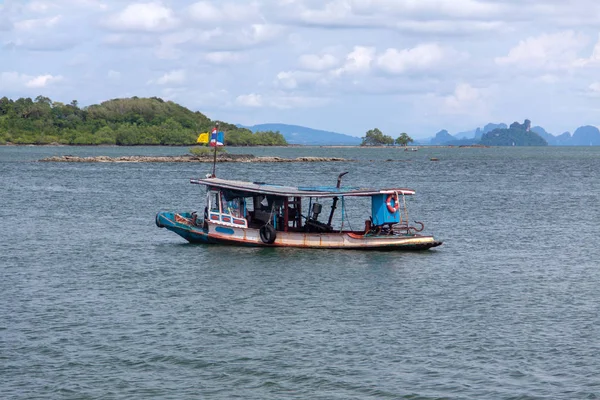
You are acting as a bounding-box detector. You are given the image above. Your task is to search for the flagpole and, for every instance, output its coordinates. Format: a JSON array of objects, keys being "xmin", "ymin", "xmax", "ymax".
[{"xmin": 211, "ymin": 122, "xmax": 219, "ymax": 177}]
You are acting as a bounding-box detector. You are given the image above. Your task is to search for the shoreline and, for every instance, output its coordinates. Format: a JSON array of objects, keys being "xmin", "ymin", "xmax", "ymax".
[
  {"xmin": 4, "ymin": 143, "xmax": 489, "ymax": 149},
  {"xmin": 39, "ymin": 155, "xmax": 353, "ymax": 163}
]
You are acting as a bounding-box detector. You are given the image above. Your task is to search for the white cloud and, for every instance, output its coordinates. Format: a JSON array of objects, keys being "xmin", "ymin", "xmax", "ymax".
[
  {"xmin": 276, "ymin": 0, "xmax": 508, "ymax": 33},
  {"xmin": 298, "ymin": 53, "xmax": 339, "ymax": 71},
  {"xmin": 589, "ymin": 82, "xmax": 600, "ymax": 93},
  {"xmin": 495, "ymin": 31, "xmax": 588, "ymax": 70},
  {"xmin": 108, "ymin": 70, "xmax": 121, "ymax": 79},
  {"xmin": 233, "ymin": 91, "xmax": 331, "ymax": 109},
  {"xmin": 241, "ymin": 23, "xmax": 282, "ymax": 45},
  {"xmin": 269, "ymin": 94, "xmax": 331, "ymax": 109},
  {"xmin": 275, "ymin": 70, "xmax": 322, "ymax": 90},
  {"xmin": 235, "ymin": 93, "xmax": 263, "ymax": 107},
  {"xmin": 276, "ymin": 71, "xmax": 298, "ymax": 89},
  {"xmin": 204, "ymin": 51, "xmax": 242, "ymax": 65},
  {"xmin": 14, "ymin": 15, "xmax": 62, "ymax": 31},
  {"xmin": 26, "ymin": 74, "xmax": 63, "ymax": 88},
  {"xmin": 188, "ymin": 2, "xmax": 262, "ymax": 24},
  {"xmin": 333, "ymin": 46, "xmax": 376, "ymax": 76},
  {"xmin": 26, "ymin": 1, "xmax": 57, "ymax": 13},
  {"xmin": 391, "ymin": 20, "xmax": 505, "ymax": 35},
  {"xmin": 102, "ymin": 33, "xmax": 155, "ymax": 48},
  {"xmin": 103, "ymin": 2, "xmax": 178, "ymax": 32},
  {"xmin": 443, "ymin": 83, "xmax": 487, "ymax": 114},
  {"xmin": 376, "ymin": 43, "xmax": 445, "ymax": 74},
  {"xmin": 154, "ymin": 70, "xmax": 186, "ymax": 85},
  {"xmin": 1, "ymin": 72, "xmax": 63, "ymax": 90},
  {"xmin": 573, "ymin": 34, "xmax": 600, "ymax": 67}
]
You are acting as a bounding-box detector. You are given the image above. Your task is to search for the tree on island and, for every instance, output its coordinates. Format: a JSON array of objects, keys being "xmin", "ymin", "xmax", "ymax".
[
  {"xmin": 0, "ymin": 96, "xmax": 287, "ymax": 146},
  {"xmin": 360, "ymin": 128, "xmax": 394, "ymax": 146},
  {"xmin": 395, "ymin": 132, "xmax": 414, "ymax": 147}
]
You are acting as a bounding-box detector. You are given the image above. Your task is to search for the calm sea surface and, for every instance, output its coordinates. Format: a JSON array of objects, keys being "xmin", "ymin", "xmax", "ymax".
[{"xmin": 1, "ymin": 145, "xmax": 599, "ymax": 399}]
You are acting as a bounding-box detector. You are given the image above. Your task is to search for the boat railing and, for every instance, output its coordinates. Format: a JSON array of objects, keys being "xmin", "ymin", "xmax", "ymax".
[{"xmin": 208, "ymin": 211, "xmax": 248, "ymax": 228}]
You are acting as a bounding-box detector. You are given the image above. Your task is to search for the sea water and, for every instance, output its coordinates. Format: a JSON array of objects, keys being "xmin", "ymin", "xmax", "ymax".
[{"xmin": 1, "ymin": 145, "xmax": 599, "ymax": 399}]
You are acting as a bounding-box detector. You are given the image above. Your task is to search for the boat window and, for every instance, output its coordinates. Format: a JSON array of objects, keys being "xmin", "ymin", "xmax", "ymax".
[
  {"xmin": 210, "ymin": 191, "xmax": 220, "ymax": 212},
  {"xmin": 224, "ymin": 197, "xmax": 242, "ymax": 218},
  {"xmin": 255, "ymin": 195, "xmax": 270, "ymax": 211}
]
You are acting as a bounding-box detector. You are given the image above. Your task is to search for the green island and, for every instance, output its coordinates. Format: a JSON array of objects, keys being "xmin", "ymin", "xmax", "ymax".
[
  {"xmin": 480, "ymin": 120, "xmax": 547, "ymax": 146},
  {"xmin": 0, "ymin": 96, "xmax": 287, "ymax": 146}
]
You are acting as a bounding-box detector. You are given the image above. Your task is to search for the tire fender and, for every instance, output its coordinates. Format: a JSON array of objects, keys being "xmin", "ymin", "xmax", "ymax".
[{"xmin": 259, "ymin": 224, "xmax": 276, "ymax": 244}]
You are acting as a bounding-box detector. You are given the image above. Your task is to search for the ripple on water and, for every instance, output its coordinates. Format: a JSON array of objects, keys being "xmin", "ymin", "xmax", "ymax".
[{"xmin": 1, "ymin": 146, "xmax": 600, "ymax": 399}]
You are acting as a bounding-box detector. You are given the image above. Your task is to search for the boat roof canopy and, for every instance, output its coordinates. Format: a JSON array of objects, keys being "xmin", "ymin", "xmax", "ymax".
[{"xmin": 191, "ymin": 177, "xmax": 415, "ymax": 198}]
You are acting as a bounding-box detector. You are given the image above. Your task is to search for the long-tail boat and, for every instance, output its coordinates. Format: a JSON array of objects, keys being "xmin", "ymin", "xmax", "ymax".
[{"xmin": 156, "ymin": 172, "xmax": 442, "ymax": 250}]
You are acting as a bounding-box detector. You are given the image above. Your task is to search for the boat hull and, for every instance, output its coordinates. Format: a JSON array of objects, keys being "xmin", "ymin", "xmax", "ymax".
[{"xmin": 156, "ymin": 212, "xmax": 442, "ymax": 250}]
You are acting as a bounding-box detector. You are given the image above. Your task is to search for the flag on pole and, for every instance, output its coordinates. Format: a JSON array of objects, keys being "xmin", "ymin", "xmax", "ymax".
[
  {"xmin": 209, "ymin": 127, "xmax": 224, "ymax": 147},
  {"xmin": 197, "ymin": 132, "xmax": 209, "ymax": 144}
]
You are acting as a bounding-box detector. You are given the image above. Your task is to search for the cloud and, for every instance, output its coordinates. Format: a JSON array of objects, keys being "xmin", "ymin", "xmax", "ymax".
[
  {"xmin": 108, "ymin": 70, "xmax": 121, "ymax": 80},
  {"xmin": 235, "ymin": 93, "xmax": 263, "ymax": 107},
  {"xmin": 204, "ymin": 51, "xmax": 243, "ymax": 65},
  {"xmin": 273, "ymin": 0, "xmax": 508, "ymax": 34},
  {"xmin": 0, "ymin": 71, "xmax": 63, "ymax": 90},
  {"xmin": 442, "ymin": 83, "xmax": 488, "ymax": 115},
  {"xmin": 26, "ymin": 74, "xmax": 64, "ymax": 88},
  {"xmin": 573, "ymin": 34, "xmax": 600, "ymax": 67},
  {"xmin": 102, "ymin": 2, "xmax": 179, "ymax": 32},
  {"xmin": 26, "ymin": 1, "xmax": 58, "ymax": 14},
  {"xmin": 298, "ymin": 53, "xmax": 339, "ymax": 71},
  {"xmin": 588, "ymin": 82, "xmax": 600, "ymax": 96},
  {"xmin": 188, "ymin": 1, "xmax": 262, "ymax": 24},
  {"xmin": 275, "ymin": 70, "xmax": 323, "ymax": 90},
  {"xmin": 234, "ymin": 91, "xmax": 330, "ymax": 109},
  {"xmin": 376, "ymin": 43, "xmax": 446, "ymax": 74},
  {"xmin": 4, "ymin": 35, "xmax": 78, "ymax": 51},
  {"xmin": 495, "ymin": 31, "xmax": 588, "ymax": 70},
  {"xmin": 14, "ymin": 15, "xmax": 62, "ymax": 31},
  {"xmin": 102, "ymin": 33, "xmax": 156, "ymax": 48},
  {"xmin": 154, "ymin": 70, "xmax": 186, "ymax": 85},
  {"xmin": 333, "ymin": 46, "xmax": 376, "ymax": 75}
]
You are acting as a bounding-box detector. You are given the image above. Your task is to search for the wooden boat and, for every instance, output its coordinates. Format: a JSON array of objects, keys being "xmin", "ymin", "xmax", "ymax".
[{"xmin": 156, "ymin": 173, "xmax": 442, "ymax": 250}]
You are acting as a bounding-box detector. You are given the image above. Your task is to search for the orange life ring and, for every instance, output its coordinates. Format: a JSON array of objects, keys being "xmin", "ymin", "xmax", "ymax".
[{"xmin": 386, "ymin": 193, "xmax": 399, "ymax": 213}]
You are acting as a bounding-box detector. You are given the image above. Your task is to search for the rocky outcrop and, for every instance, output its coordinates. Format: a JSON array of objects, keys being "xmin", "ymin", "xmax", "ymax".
[{"xmin": 39, "ymin": 155, "xmax": 349, "ymax": 163}]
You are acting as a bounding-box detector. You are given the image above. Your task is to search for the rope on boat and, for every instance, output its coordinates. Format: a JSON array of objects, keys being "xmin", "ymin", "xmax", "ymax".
[{"xmin": 340, "ymin": 196, "xmax": 344, "ymax": 231}]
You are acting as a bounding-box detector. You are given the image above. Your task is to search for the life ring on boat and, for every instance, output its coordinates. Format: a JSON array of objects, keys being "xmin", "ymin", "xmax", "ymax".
[
  {"xmin": 386, "ymin": 193, "xmax": 399, "ymax": 213},
  {"xmin": 259, "ymin": 224, "xmax": 276, "ymax": 244}
]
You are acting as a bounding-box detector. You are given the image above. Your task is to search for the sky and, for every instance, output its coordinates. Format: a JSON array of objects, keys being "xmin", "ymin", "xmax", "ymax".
[{"xmin": 1, "ymin": 0, "xmax": 600, "ymax": 139}]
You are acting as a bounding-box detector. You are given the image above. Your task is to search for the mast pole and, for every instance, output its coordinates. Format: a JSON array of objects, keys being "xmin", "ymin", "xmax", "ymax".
[{"xmin": 211, "ymin": 122, "xmax": 219, "ymax": 177}]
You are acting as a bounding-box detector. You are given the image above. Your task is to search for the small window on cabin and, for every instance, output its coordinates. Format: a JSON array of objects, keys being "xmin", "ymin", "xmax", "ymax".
[
  {"xmin": 210, "ymin": 191, "xmax": 220, "ymax": 212},
  {"xmin": 255, "ymin": 195, "xmax": 270, "ymax": 211},
  {"xmin": 224, "ymin": 197, "xmax": 242, "ymax": 218}
]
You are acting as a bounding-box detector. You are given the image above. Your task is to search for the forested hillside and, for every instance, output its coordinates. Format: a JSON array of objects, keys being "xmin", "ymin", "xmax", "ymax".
[{"xmin": 0, "ymin": 96, "xmax": 286, "ymax": 146}]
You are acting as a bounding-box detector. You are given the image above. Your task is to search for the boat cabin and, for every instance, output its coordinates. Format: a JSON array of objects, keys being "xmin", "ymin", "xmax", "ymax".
[{"xmin": 195, "ymin": 177, "xmax": 417, "ymax": 235}]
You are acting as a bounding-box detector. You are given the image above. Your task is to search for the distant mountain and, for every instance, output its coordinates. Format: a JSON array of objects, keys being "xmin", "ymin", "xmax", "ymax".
[
  {"xmin": 430, "ymin": 121, "xmax": 600, "ymax": 146},
  {"xmin": 531, "ymin": 126, "xmax": 558, "ymax": 145},
  {"xmin": 482, "ymin": 123, "xmax": 507, "ymax": 134},
  {"xmin": 480, "ymin": 120, "xmax": 547, "ymax": 146},
  {"xmin": 454, "ymin": 128, "xmax": 477, "ymax": 139},
  {"xmin": 571, "ymin": 125, "xmax": 600, "ymax": 146},
  {"xmin": 556, "ymin": 132, "xmax": 572, "ymax": 145},
  {"xmin": 239, "ymin": 123, "xmax": 361, "ymax": 145},
  {"xmin": 430, "ymin": 129, "xmax": 455, "ymax": 145}
]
